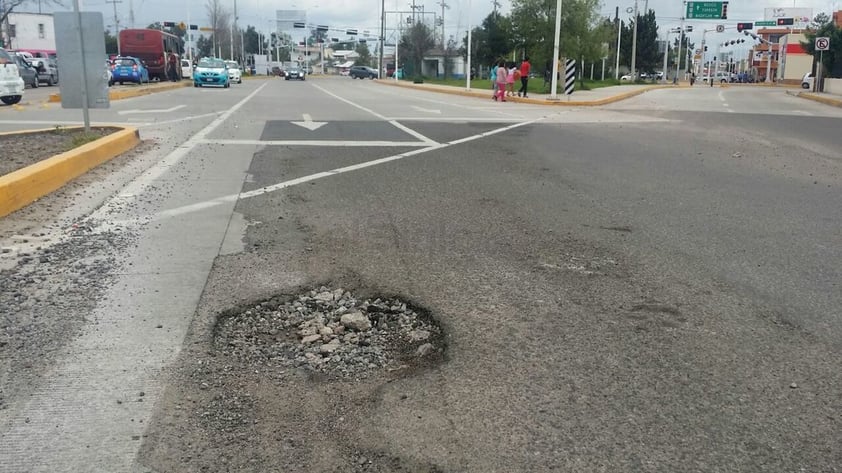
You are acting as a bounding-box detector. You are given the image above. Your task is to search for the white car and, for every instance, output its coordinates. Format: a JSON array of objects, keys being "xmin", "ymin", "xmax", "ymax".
[
  {"xmin": 801, "ymin": 72, "xmax": 814, "ymax": 90},
  {"xmin": 225, "ymin": 61, "xmax": 242, "ymax": 84},
  {"xmin": 181, "ymin": 59, "xmax": 192, "ymax": 80},
  {"xmin": 0, "ymin": 48, "xmax": 25, "ymax": 105}
]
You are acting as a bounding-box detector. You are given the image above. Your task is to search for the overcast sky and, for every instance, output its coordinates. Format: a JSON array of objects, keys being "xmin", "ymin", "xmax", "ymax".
[{"xmin": 21, "ymin": 0, "xmax": 842, "ymax": 46}]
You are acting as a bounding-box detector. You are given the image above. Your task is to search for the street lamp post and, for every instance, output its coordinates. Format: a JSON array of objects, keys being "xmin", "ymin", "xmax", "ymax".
[
  {"xmin": 614, "ymin": 11, "xmax": 621, "ymax": 80},
  {"xmin": 630, "ymin": 0, "xmax": 638, "ymax": 81}
]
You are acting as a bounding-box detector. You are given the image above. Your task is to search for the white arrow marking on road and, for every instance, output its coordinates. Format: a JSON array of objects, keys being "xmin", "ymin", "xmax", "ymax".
[
  {"xmin": 291, "ymin": 113, "xmax": 328, "ymax": 131},
  {"xmin": 118, "ymin": 105, "xmax": 186, "ymax": 115},
  {"xmin": 411, "ymin": 105, "xmax": 441, "ymax": 114}
]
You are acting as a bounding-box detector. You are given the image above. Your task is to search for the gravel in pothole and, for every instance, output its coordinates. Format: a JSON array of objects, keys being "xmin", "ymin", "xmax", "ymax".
[{"xmin": 214, "ymin": 287, "xmax": 444, "ymax": 379}]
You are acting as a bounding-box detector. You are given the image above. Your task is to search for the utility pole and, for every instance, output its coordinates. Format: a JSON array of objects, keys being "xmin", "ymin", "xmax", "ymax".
[
  {"xmin": 379, "ymin": 0, "xmax": 385, "ymax": 78},
  {"xmin": 129, "ymin": 0, "xmax": 134, "ymax": 28},
  {"xmin": 437, "ymin": 1, "xmax": 449, "ymax": 49},
  {"xmin": 492, "ymin": 0, "xmax": 501, "ymax": 16},
  {"xmin": 105, "ymin": 0, "xmax": 122, "ymax": 55}
]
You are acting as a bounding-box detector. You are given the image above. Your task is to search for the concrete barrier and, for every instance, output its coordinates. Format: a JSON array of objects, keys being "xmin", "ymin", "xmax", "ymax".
[
  {"xmin": 825, "ymin": 78, "xmax": 842, "ymax": 96},
  {"xmin": 0, "ymin": 126, "xmax": 140, "ymax": 217}
]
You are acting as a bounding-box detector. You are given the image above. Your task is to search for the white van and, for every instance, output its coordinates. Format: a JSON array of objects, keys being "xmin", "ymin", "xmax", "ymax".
[{"xmin": 0, "ymin": 48, "xmax": 25, "ymax": 105}]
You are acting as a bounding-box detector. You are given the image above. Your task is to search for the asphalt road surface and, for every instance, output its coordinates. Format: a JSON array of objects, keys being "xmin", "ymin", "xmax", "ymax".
[{"xmin": 1, "ymin": 78, "xmax": 841, "ymax": 472}]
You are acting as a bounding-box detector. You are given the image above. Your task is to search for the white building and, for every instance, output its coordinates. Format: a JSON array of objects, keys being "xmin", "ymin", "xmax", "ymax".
[{"xmin": 3, "ymin": 12, "xmax": 56, "ymax": 51}]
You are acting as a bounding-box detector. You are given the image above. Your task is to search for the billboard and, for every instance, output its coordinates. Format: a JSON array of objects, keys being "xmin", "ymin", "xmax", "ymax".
[{"xmin": 764, "ymin": 7, "xmax": 813, "ymax": 27}]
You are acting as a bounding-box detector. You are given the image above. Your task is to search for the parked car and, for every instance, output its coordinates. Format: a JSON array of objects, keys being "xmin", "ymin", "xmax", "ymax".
[
  {"xmin": 701, "ymin": 72, "xmax": 731, "ymax": 84},
  {"xmin": 13, "ymin": 54, "xmax": 38, "ymax": 89},
  {"xmin": 225, "ymin": 61, "xmax": 242, "ymax": 84},
  {"xmin": 110, "ymin": 56, "xmax": 150, "ymax": 85},
  {"xmin": 12, "ymin": 51, "xmax": 58, "ymax": 85},
  {"xmin": 349, "ymin": 65, "xmax": 378, "ymax": 79},
  {"xmin": 181, "ymin": 59, "xmax": 193, "ymax": 80},
  {"xmin": 193, "ymin": 57, "xmax": 230, "ymax": 88},
  {"xmin": 285, "ymin": 67, "xmax": 305, "ymax": 81},
  {"xmin": 801, "ymin": 72, "xmax": 814, "ymax": 90},
  {"xmin": 0, "ymin": 48, "xmax": 25, "ymax": 105}
]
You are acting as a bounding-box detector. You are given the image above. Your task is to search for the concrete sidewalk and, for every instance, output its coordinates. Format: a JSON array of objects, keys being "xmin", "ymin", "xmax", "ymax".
[
  {"xmin": 377, "ymin": 79, "xmax": 684, "ymax": 106},
  {"xmin": 786, "ymin": 89, "xmax": 842, "ymax": 108}
]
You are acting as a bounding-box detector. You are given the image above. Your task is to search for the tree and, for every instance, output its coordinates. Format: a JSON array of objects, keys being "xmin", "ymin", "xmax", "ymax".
[
  {"xmin": 463, "ymin": 12, "xmax": 510, "ymax": 71},
  {"xmin": 1, "ymin": 0, "xmax": 62, "ymax": 48},
  {"xmin": 243, "ymin": 25, "xmax": 260, "ymax": 54},
  {"xmin": 354, "ymin": 42, "xmax": 371, "ymax": 66},
  {"xmin": 206, "ymin": 0, "xmax": 231, "ymax": 58},
  {"xmin": 104, "ymin": 31, "xmax": 118, "ymax": 55},
  {"xmin": 400, "ymin": 22, "xmax": 436, "ymax": 77},
  {"xmin": 196, "ymin": 35, "xmax": 212, "ymax": 58},
  {"xmin": 620, "ymin": 9, "xmax": 660, "ymax": 74},
  {"xmin": 802, "ymin": 14, "xmax": 842, "ymax": 78},
  {"xmin": 507, "ymin": 0, "xmax": 607, "ymax": 79}
]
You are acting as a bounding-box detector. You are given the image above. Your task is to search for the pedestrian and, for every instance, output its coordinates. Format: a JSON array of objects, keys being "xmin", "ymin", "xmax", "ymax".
[
  {"xmin": 506, "ymin": 62, "xmax": 516, "ymax": 96},
  {"xmin": 490, "ymin": 61, "xmax": 499, "ymax": 100},
  {"xmin": 167, "ymin": 50, "xmax": 179, "ymax": 82},
  {"xmin": 518, "ymin": 56, "xmax": 531, "ymax": 97},
  {"xmin": 513, "ymin": 67, "xmax": 521, "ymax": 97},
  {"xmin": 494, "ymin": 60, "xmax": 508, "ymax": 101}
]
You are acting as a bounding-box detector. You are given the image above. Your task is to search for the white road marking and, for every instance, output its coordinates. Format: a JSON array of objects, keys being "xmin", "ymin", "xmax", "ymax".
[
  {"xmin": 411, "ymin": 105, "xmax": 442, "ymax": 114},
  {"xmin": 311, "ymin": 83, "xmax": 438, "ymax": 145},
  {"xmin": 90, "ymin": 82, "xmax": 269, "ymax": 219},
  {"xmin": 138, "ymin": 111, "xmax": 224, "ymax": 127},
  {"xmin": 117, "ymin": 104, "xmax": 186, "ymax": 115},
  {"xmin": 151, "ymin": 115, "xmax": 548, "ymax": 220},
  {"xmin": 291, "ymin": 113, "xmax": 328, "ymax": 131},
  {"xmin": 201, "ymin": 138, "xmax": 431, "ymax": 147}
]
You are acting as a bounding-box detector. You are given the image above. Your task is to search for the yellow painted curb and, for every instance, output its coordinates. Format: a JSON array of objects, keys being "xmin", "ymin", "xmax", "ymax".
[
  {"xmin": 49, "ymin": 81, "xmax": 191, "ymax": 103},
  {"xmin": 376, "ymin": 80, "xmax": 677, "ymax": 106},
  {"xmin": 795, "ymin": 92, "xmax": 842, "ymax": 108},
  {"xmin": 0, "ymin": 126, "xmax": 140, "ymax": 218}
]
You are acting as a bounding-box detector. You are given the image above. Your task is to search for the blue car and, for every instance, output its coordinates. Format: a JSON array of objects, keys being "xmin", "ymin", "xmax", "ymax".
[
  {"xmin": 110, "ymin": 56, "xmax": 149, "ymax": 85},
  {"xmin": 193, "ymin": 57, "xmax": 230, "ymax": 88}
]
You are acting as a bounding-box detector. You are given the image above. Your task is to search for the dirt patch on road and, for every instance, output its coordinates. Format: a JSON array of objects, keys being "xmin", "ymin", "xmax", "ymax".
[{"xmin": 0, "ymin": 127, "xmax": 117, "ymax": 177}]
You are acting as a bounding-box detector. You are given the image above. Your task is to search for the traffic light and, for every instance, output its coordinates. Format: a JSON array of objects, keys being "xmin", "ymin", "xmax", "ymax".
[
  {"xmin": 720, "ymin": 1, "xmax": 728, "ymax": 19},
  {"xmin": 776, "ymin": 18, "xmax": 794, "ymax": 26},
  {"xmin": 293, "ymin": 22, "xmax": 306, "ymax": 28},
  {"xmin": 316, "ymin": 25, "xmax": 329, "ymax": 32},
  {"xmin": 189, "ymin": 24, "xmax": 198, "ymax": 30},
  {"xmin": 737, "ymin": 22, "xmax": 753, "ymax": 32},
  {"xmin": 346, "ymin": 29, "xmax": 357, "ymax": 35},
  {"xmin": 685, "ymin": 26, "xmax": 693, "ymax": 32},
  {"xmin": 704, "ymin": 45, "xmax": 708, "ymax": 52},
  {"xmin": 163, "ymin": 21, "xmax": 176, "ymax": 27}
]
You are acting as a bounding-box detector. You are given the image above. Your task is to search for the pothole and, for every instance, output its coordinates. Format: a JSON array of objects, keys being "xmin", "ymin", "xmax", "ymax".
[{"xmin": 213, "ymin": 286, "xmax": 445, "ymax": 380}]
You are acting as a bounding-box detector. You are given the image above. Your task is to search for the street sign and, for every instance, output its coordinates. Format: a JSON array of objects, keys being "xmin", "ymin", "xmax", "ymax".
[
  {"xmin": 716, "ymin": 24, "xmax": 725, "ymax": 33},
  {"xmin": 755, "ymin": 20, "xmax": 776, "ymax": 26},
  {"xmin": 199, "ymin": 26, "xmax": 214, "ymax": 32},
  {"xmin": 816, "ymin": 37, "xmax": 830, "ymax": 51},
  {"xmin": 686, "ymin": 1, "xmax": 728, "ymax": 20}
]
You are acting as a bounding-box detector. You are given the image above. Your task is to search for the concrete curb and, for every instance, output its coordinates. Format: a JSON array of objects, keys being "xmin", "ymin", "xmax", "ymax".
[
  {"xmin": 48, "ymin": 81, "xmax": 191, "ymax": 103},
  {"xmin": 375, "ymin": 80, "xmax": 679, "ymax": 106},
  {"xmin": 0, "ymin": 126, "xmax": 140, "ymax": 218},
  {"xmin": 787, "ymin": 89, "xmax": 842, "ymax": 108}
]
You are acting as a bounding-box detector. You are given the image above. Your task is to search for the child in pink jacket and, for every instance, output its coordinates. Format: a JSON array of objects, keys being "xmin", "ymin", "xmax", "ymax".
[{"xmin": 494, "ymin": 60, "xmax": 508, "ymax": 101}]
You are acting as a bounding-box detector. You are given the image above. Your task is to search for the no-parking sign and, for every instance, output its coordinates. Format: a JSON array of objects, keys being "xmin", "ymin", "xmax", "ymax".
[{"xmin": 816, "ymin": 37, "xmax": 830, "ymax": 51}]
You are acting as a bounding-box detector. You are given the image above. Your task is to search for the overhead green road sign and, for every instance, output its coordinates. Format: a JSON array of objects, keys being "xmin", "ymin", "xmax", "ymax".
[
  {"xmin": 686, "ymin": 1, "xmax": 728, "ymax": 20},
  {"xmin": 755, "ymin": 20, "xmax": 776, "ymax": 26}
]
